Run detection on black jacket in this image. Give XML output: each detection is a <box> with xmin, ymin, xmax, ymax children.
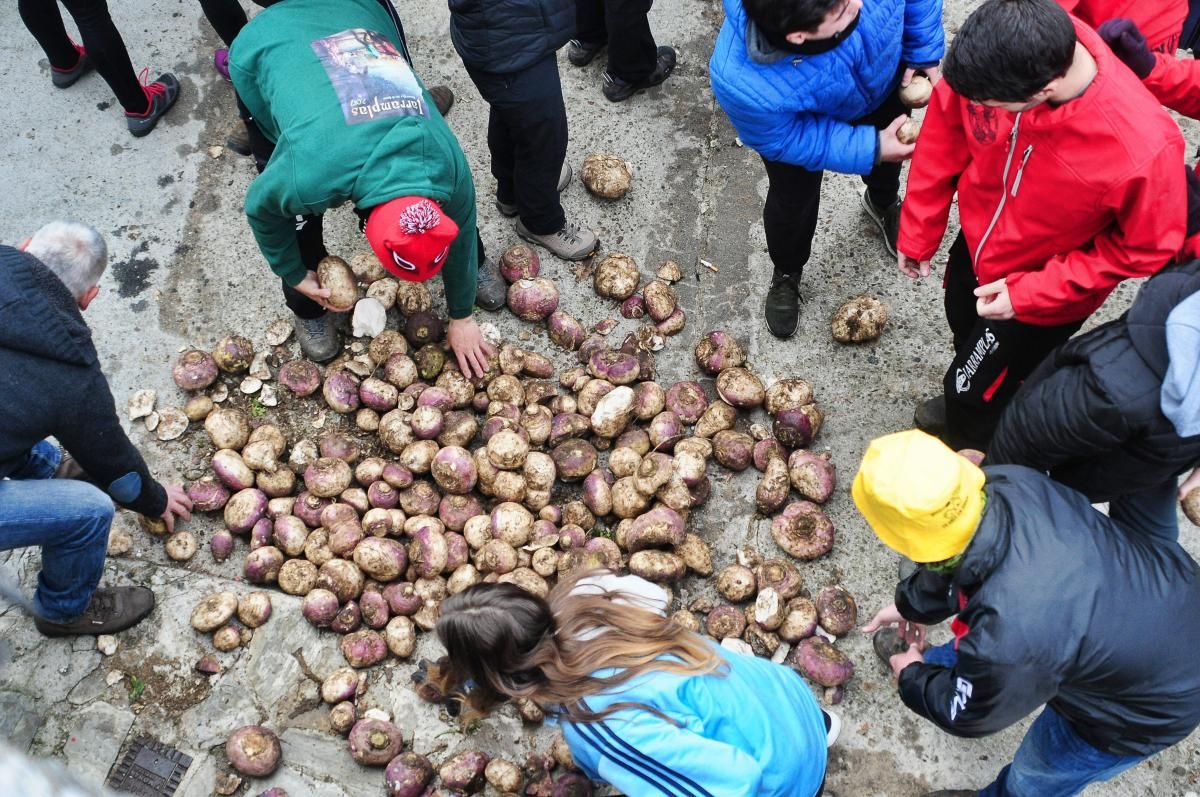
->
<box><xmin>448</xmin><ymin>0</ymin><xmax>574</xmax><ymax>75</ymax></box>
<box><xmin>988</xmin><ymin>260</ymin><xmax>1200</xmax><ymax>502</ymax></box>
<box><xmin>0</xmin><ymin>246</ymin><xmax>166</xmax><ymax>517</ymax></box>
<box><xmin>895</xmin><ymin>466</ymin><xmax>1200</xmax><ymax>756</ymax></box>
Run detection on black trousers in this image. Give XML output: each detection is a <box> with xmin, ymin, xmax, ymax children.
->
<box><xmin>575</xmin><ymin>0</ymin><xmax>657</xmax><ymax>82</ymax></box>
<box><xmin>941</xmin><ymin>234</ymin><xmax>1083</xmax><ymax>450</ymax></box>
<box><xmin>18</xmin><ymin>0</ymin><xmax>146</xmax><ymax>112</ymax></box>
<box><xmin>761</xmin><ymin>78</ymin><xmax>908</xmax><ymax>278</ymax></box>
<box><xmin>467</xmin><ymin>55</ymin><xmax>568</xmax><ymax>235</ymax></box>
<box><xmin>198</xmin><ymin>0</ymin><xmax>248</xmax><ymax>47</ymax></box>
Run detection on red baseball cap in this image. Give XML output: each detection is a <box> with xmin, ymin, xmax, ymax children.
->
<box><xmin>365</xmin><ymin>196</ymin><xmax>459</xmax><ymax>282</ymax></box>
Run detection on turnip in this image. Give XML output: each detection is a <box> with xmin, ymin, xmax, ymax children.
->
<box><xmin>213</xmin><ymin>335</ymin><xmax>255</xmax><ymax>374</ymax></box>
<box><xmin>395</xmin><ymin>281</ymin><xmax>432</xmax><ymax>315</ymax></box>
<box><xmin>562</xmin><ymin>501</ymin><xmax>595</xmax><ymax>531</ymax></box>
<box><xmin>225</xmin><ymin>725</ymin><xmax>281</xmax><ymax>777</ymax></box>
<box><xmin>322</xmin><ymin>369</ymin><xmax>361</xmax><ymax>414</ymax></box>
<box><xmin>816</xmin><ymin>585</ymin><xmax>858</xmax><ymax>637</ymax></box>
<box><xmin>832</xmin><ymin>295</ymin><xmax>887</xmax><ymax>343</ymax></box>
<box><xmin>773</xmin><ymin>406</ymin><xmax>819</xmax><ymax>449</ymax></box>
<box><xmin>771</xmin><ymin>501</ymin><xmax>834</xmax><ymax>560</ymax></box>
<box><xmin>266</xmin><ymin>496</ymin><xmax>295</xmax><ymax>518</ymax></box>
<box><xmin>358</xmin><ymin>377</ymin><xmax>399</xmax><ymax>412</ymax></box>
<box><xmin>278</xmin><ymin>359</ymin><xmax>322</xmax><ymax>396</ymax></box>
<box><xmin>1185</xmin><ymin>487</ymin><xmax>1200</xmax><ymax>526</ymax></box>
<box><xmin>278</xmin><ymin>559</ymin><xmax>318</xmax><ymax>595</ymax></box>
<box><xmin>173</xmin><ymin>349</ymin><xmax>219</xmax><ymax>391</ymax></box>
<box><xmin>745</xmin><ymin>624</ymin><xmax>782</xmax><ymax>658</ymax></box>
<box><xmin>789</xmin><ymin>637</ymin><xmax>854</xmax><ymax>687</ymax></box>
<box><xmin>611</xmin><ymin>476</ymin><xmax>650</xmax><ymax>518</ymax></box>
<box><xmin>716</xmin><ymin>564</ymin><xmax>756</xmax><ymax>602</ymax></box>
<box><xmin>317</xmin><ymin>256</ymin><xmax>358</xmax><ymax>312</ymax></box>
<box><xmin>367</xmin><ymin>481</ymin><xmax>399</xmax><ymax>511</ymax></box>
<box><xmin>590</xmin><ymin>385</ymin><xmax>636</xmax><ymax>439</ymax></box>
<box><xmin>626</xmin><ymin>507</ymin><xmax>685</xmax><ymax>552</ymax></box>
<box><xmin>256</xmin><ymin>468</ymin><xmax>296</xmax><ymax>499</ymax></box>
<box><xmin>378</xmin><ymin>615</ymin><xmax>416</xmax><ymax>660</ymax></box>
<box><xmin>778</xmin><ymin>596</ymin><xmax>819</xmax><ymax>642</ymax></box>
<box><xmin>628</xmin><ymin>550</ymin><xmax>685</xmax><ymax>582</ymax></box>
<box><xmin>183</xmin><ymin>394</ymin><xmax>215</xmax><ymax>422</ymax></box>
<box><xmin>328</xmin><ymin>520</ymin><xmax>365</xmax><ymax>558</ymax></box>
<box><xmin>348</xmin><ymin>717</ymin><xmax>403</xmax><ymax>765</ymax></box>
<box><xmin>664</xmin><ymin>381</ymin><xmax>709</xmax><ymax>425</ymax></box>
<box><xmin>548</xmin><ymin>310</ymin><xmax>587</xmax><ymax>351</ymax></box>
<box><xmin>188</xmin><ymin>477</ymin><xmax>230</xmax><ymax>512</ymax></box>
<box><xmin>340</xmin><ymin>486</ymin><xmax>370</xmax><ymax>515</ymax></box>
<box><xmin>447</xmin><ymin>562</ymin><xmax>482</xmax><ymax>593</ymax></box>
<box><xmin>247</xmin><ymin>516</ymin><xmax>271</xmax><ymax>550</ymax></box>
<box><xmin>436</xmin><ymin>410</ymin><xmax>477</xmax><ymax>449</ymax></box>
<box><xmin>244</xmin><ymin>546</ymin><xmax>284</xmax><ymax>583</ymax></box>
<box><xmin>508</xmin><ymin>278</ymin><xmax>560</xmax><ymax>322</ymax></box>
<box><xmin>764</xmin><ymin>379</ymin><xmax>814</xmax><ymax>416</ymax></box>
<box><xmin>706</xmin><ymin>605</ymin><xmax>746</xmax><ymax>639</ymax></box>
<box><xmin>499</xmin><ymin>567</ymin><xmax>550</xmax><ymax>597</ymax></box>
<box><xmin>303</xmin><ymin>529</ymin><xmax>334</xmax><ymax>567</ymax></box>
<box><xmin>520</xmin><ymin>405</ymin><xmax>554</xmax><ymax>447</ymax></box>
<box><xmin>195</xmin><ymin>654</ymin><xmax>220</xmax><ymax>675</ymax></box>
<box><xmin>363</xmin><ymin>507</ymin><xmax>393</xmax><ymax>537</ymax></box>
<box><xmin>342</xmin><ymin>628</ymin><xmax>388</xmax><ymax>668</ymax></box>
<box><xmin>486</xmin><ymin>758</ymin><xmax>523</xmax><ymax>793</ymax></box>
<box><xmin>210</xmin><ymin>529</ymin><xmax>235</xmax><ymax>563</ymax></box>
<box><xmin>329</xmin><ymin>701</ymin><xmax>357</xmax><ymax>736</ymax></box>
<box><xmin>320</xmin><ymin>502</ymin><xmax>358</xmax><ymax>530</ymax></box>
<box><xmin>191</xmin><ymin>591</ymin><xmax>238</xmax><ymax>633</ymax></box>
<box><xmin>237</xmin><ymin>591</ymin><xmax>273</xmax><ymax>628</ymax></box>
<box><xmin>205</xmin><ymin>407</ymin><xmax>250</xmax><ymax>450</ymax></box>
<box><xmin>608</xmin><ymin>447</ymin><xmax>642</xmax><ymax>479</ymax></box>
<box><xmin>754</xmin><ymin>587</ymin><xmax>786</xmax><ymax>631</ymax></box>
<box><xmin>593</xmin><ymin>253</ymin><xmax>640</xmax><ymax>300</ymax></box>
<box><xmin>642</xmin><ymin>280</ymin><xmax>677</xmax><ymax>322</ymax></box>
<box><xmin>756</xmin><ymin>559</ymin><xmax>803</xmax><ymax>599</ymax></box>
<box><xmin>756</xmin><ymin>455</ymin><xmax>790</xmax><ymax>514</ymax></box>
<box><xmin>900</xmin><ymin>74</ymin><xmax>932</xmax><ymax>107</ymax></box>
<box><xmin>368</xmin><ymin>329</ymin><xmax>408</xmax><ymax>363</ymax></box>
<box><xmin>355</xmin><ymin>537</ymin><xmax>408</xmax><ymax>582</ymax></box>
<box><xmin>896</xmin><ymin>118</ymin><xmax>920</xmax><ymax>144</ymax></box>
<box><xmin>321</xmin><ymin>666</ymin><xmax>363</xmax><ymax>705</ymax></box>
<box><xmin>788</xmin><ymin>449</ymin><xmax>836</xmax><ymax>503</ymax></box>
<box><xmin>478</xmin><ymin>540</ymin><xmax>520</xmax><ymax>575</ymax></box>
<box><xmin>305</xmin><ymin>457</ymin><xmax>353</xmax><ymax>498</ymax></box>
<box><xmin>490</xmin><ymin>501</ymin><xmax>534</xmax><ymax>547</ymax></box>
<box><xmin>499</xmin><ymin>243</ymin><xmax>541</xmax><ymax>283</ymax></box>
<box><xmin>672</xmin><ymin>449</ymin><xmax>707</xmax><ymax>488</ymax></box>
<box><xmin>399</xmin><ymin>481</ymin><xmax>441</xmax><ymax>516</ymax></box>
<box><xmin>212</xmin><ymin>623</ymin><xmax>242</xmax><ymax>652</ymax></box>
<box><xmin>581</xmin><ymin>471</ymin><xmax>614</xmax><ymax>517</ymax></box>
<box><xmin>302</xmin><ymin>588</ymin><xmax>341</xmax><ymax>628</ymax></box>
<box><xmin>647</xmin><ymin>411</ymin><xmax>684</xmax><ymax>452</ymax></box>
<box><xmin>288</xmin><ymin>439</ymin><xmax>320</xmax><ymax>476</ymax></box>
<box><xmin>715</xmin><ymin>367</ymin><xmax>765</xmax><ymax>409</ymax></box>
<box><xmin>383</xmin><ymin>582</ymin><xmax>422</xmax><ymax>616</ymax></box>
<box><xmin>694</xmin><ymin>400</ymin><xmax>736</xmax><ymax>439</ymax></box>
<box><xmin>559</xmin><ymin>524</ymin><xmax>586</xmax><ymax>550</ymax></box>
<box><xmin>385</xmin><ymin>752</ymin><xmax>435</xmax><ymax>797</ymax></box>
<box><xmin>549</xmin><ymin>413</ymin><xmax>591</xmax><ymax>447</ymax></box>
<box><xmin>550</xmin><ymin>439</ymin><xmax>598</xmax><ymax>481</ymax></box>
<box><xmin>382</xmin><ymin>353</ymin><xmax>419</xmax><ymax>390</ymax></box>
<box><xmin>409</xmin><ymin>526</ymin><xmax>449</xmax><ymax>578</ymax></box>
<box><xmin>753</xmin><ymin>439</ymin><xmax>788</xmax><ymax>472</ymax></box>
<box><xmin>440</xmin><ymin>750</ymin><xmax>491</xmax><ymax>793</ymax></box>
<box><xmin>656</xmin><ymin>307</ymin><xmax>686</xmax><ymax>335</ymax></box>
<box><xmin>224</xmin><ymin>488</ymin><xmax>267</xmax><ymax>534</ymax></box>
<box><xmin>712</xmin><ymin>430</ymin><xmax>754</xmax><ymax>472</ymax></box>
<box><xmin>403</xmin><ymin>311</ymin><xmax>445</xmax><ymax>347</ymax></box>
<box><xmin>674</xmin><ymin>533</ymin><xmax>713</xmax><ymax>575</ymax></box>
<box><xmin>318</xmin><ymin>558</ymin><xmax>366</xmax><ymax>603</ymax></box>
<box><xmin>587</xmin><ymin>350</ymin><xmax>639</xmax><ymax>385</ymax></box>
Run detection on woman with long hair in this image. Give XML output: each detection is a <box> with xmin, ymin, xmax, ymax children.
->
<box><xmin>434</xmin><ymin>570</ymin><xmax>833</xmax><ymax>796</ymax></box>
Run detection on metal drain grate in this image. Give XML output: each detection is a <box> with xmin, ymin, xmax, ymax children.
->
<box><xmin>105</xmin><ymin>738</ymin><xmax>192</xmax><ymax>796</ymax></box>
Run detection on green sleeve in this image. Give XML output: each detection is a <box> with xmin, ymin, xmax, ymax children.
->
<box><xmin>439</xmin><ymin>174</ymin><xmax>479</xmax><ymax>319</ymax></box>
<box><xmin>245</xmin><ymin>171</ymin><xmax>309</xmax><ymax>288</ymax></box>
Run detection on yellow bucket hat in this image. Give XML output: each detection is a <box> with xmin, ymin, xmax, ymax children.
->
<box><xmin>851</xmin><ymin>430</ymin><xmax>986</xmax><ymax>563</ymax></box>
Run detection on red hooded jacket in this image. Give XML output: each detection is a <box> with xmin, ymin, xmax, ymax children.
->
<box><xmin>1056</xmin><ymin>0</ymin><xmax>1186</xmax><ymax>51</ymax></box>
<box><xmin>897</xmin><ymin>20</ymin><xmax>1186</xmax><ymax>326</ymax></box>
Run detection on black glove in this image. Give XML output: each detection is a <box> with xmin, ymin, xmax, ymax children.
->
<box><xmin>1098</xmin><ymin>18</ymin><xmax>1155</xmax><ymax>80</ymax></box>
<box><xmin>1186</xmin><ymin>166</ymin><xmax>1200</xmax><ymax>239</ymax></box>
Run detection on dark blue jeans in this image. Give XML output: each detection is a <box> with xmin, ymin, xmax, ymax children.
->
<box><xmin>1108</xmin><ymin>479</ymin><xmax>1180</xmax><ymax>542</ymax></box>
<box><xmin>0</xmin><ymin>440</ymin><xmax>114</xmax><ymax>622</ymax></box>
<box><xmin>924</xmin><ymin>642</ymin><xmax>1148</xmax><ymax>796</ymax></box>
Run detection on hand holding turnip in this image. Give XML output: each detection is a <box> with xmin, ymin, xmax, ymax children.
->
<box><xmin>293</xmin><ymin>271</ymin><xmax>336</xmax><ymax>311</ymax></box>
<box><xmin>861</xmin><ymin>602</ymin><xmax>926</xmax><ymax>650</ymax></box>
<box><xmin>879</xmin><ymin>116</ymin><xmax>916</xmax><ymax>163</ymax></box>
<box><xmin>889</xmin><ymin>643</ymin><xmax>924</xmax><ymax>680</ymax></box>
<box><xmin>160</xmin><ymin>484</ymin><xmax>193</xmax><ymax>533</ymax></box>
<box><xmin>974</xmin><ymin>279</ymin><xmax>1014</xmax><ymax>320</ymax></box>
<box><xmin>897</xmin><ymin>251</ymin><xmax>931</xmax><ymax>280</ymax></box>
<box><xmin>447</xmin><ymin>317</ymin><xmax>496</xmax><ymax>379</ymax></box>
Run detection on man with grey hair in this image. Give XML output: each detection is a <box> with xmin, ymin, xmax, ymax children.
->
<box><xmin>1</xmin><ymin>222</ymin><xmax>192</xmax><ymax>636</ymax></box>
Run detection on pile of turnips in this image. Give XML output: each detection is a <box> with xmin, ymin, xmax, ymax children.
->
<box><xmin>151</xmin><ymin>252</ymin><xmax>862</xmax><ymax>790</ymax></box>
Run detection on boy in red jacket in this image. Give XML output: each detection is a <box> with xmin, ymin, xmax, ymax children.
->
<box><xmin>1056</xmin><ymin>0</ymin><xmax>1187</xmax><ymax>52</ymax></box>
<box><xmin>897</xmin><ymin>0</ymin><xmax>1186</xmax><ymax>450</ymax></box>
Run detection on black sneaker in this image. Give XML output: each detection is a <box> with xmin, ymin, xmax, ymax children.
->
<box><xmin>34</xmin><ymin>587</ymin><xmax>155</xmax><ymax>637</ymax></box>
<box><xmin>475</xmin><ymin>258</ymin><xmax>506</xmax><ymax>311</ymax></box>
<box><xmin>914</xmin><ymin>395</ymin><xmax>947</xmax><ymax>435</ymax></box>
<box><xmin>429</xmin><ymin>85</ymin><xmax>455</xmax><ymax>116</ymax></box>
<box><xmin>225</xmin><ymin>125</ymin><xmax>252</xmax><ymax>157</ymax></box>
<box><xmin>602</xmin><ymin>46</ymin><xmax>677</xmax><ymax>102</ymax></box>
<box><xmin>871</xmin><ymin>627</ymin><xmax>909</xmax><ymax>667</ymax></box>
<box><xmin>294</xmin><ymin>312</ymin><xmax>341</xmax><ymax>362</ymax></box>
<box><xmin>861</xmin><ymin>190</ymin><xmax>901</xmax><ymax>258</ymax></box>
<box><xmin>126</xmin><ymin>72</ymin><xmax>180</xmax><ymax>137</ymax></box>
<box><xmin>764</xmin><ymin>272</ymin><xmax>802</xmax><ymax>339</ymax></box>
<box><xmin>567</xmin><ymin>39</ymin><xmax>607</xmax><ymax>67</ymax></box>
<box><xmin>51</xmin><ymin>44</ymin><xmax>92</xmax><ymax>89</ymax></box>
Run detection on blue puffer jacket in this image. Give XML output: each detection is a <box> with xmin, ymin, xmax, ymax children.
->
<box><xmin>709</xmin><ymin>0</ymin><xmax>945</xmax><ymax>174</ymax></box>
<box><xmin>448</xmin><ymin>0</ymin><xmax>574</xmax><ymax>75</ymax></box>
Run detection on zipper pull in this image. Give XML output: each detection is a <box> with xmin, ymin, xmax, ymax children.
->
<box><xmin>1010</xmin><ymin>146</ymin><xmax>1033</xmax><ymax>197</ymax></box>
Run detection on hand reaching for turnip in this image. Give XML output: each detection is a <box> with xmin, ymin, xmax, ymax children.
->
<box><xmin>897</xmin><ymin>251</ymin><xmax>932</xmax><ymax>279</ymax></box>
<box><xmin>890</xmin><ymin>644</ymin><xmax>925</xmax><ymax>680</ymax></box>
<box><xmin>862</xmin><ymin>602</ymin><xmax>928</xmax><ymax>650</ymax></box>
<box><xmin>975</xmin><ymin>279</ymin><xmax>1014</xmax><ymax>320</ymax></box>
<box><xmin>447</xmin><ymin>317</ymin><xmax>495</xmax><ymax>379</ymax></box>
<box><xmin>160</xmin><ymin>484</ymin><xmax>193</xmax><ymax>533</ymax></box>
<box><xmin>292</xmin><ymin>271</ymin><xmax>336</xmax><ymax>311</ymax></box>
<box><xmin>902</xmin><ymin>65</ymin><xmax>941</xmax><ymax>89</ymax></box>
<box><xmin>879</xmin><ymin>116</ymin><xmax>917</xmax><ymax>163</ymax></box>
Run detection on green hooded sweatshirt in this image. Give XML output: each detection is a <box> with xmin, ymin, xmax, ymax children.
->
<box><xmin>229</xmin><ymin>0</ymin><xmax>478</xmax><ymax>318</ymax></box>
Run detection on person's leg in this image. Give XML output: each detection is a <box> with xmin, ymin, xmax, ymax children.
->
<box><xmin>503</xmin><ymin>58</ymin><xmax>569</xmax><ymax>235</ymax></box>
<box><xmin>1108</xmin><ymin>479</ymin><xmax>1181</xmax><ymax>543</ymax></box>
<box><xmin>7</xmin><ymin>440</ymin><xmax>63</xmax><ymax>481</ymax></box>
<box><xmin>197</xmin><ymin>0</ymin><xmax>248</xmax><ymax>47</ymax></box>
<box><xmin>465</xmin><ymin>68</ymin><xmax>518</xmax><ymax>212</ymax></box>
<box><xmin>57</xmin><ymin>0</ymin><xmax>147</xmax><ymax>113</ymax></box>
<box><xmin>282</xmin><ymin>214</ymin><xmax>330</xmax><ymax>320</ymax></box>
<box><xmin>978</xmin><ymin>707</ymin><xmax>1147</xmax><ymax>797</ymax></box>
<box><xmin>603</xmin><ymin>0</ymin><xmax>657</xmax><ymax>82</ymax></box>
<box><xmin>574</xmin><ymin>0</ymin><xmax>608</xmax><ymax>46</ymax></box>
<box><xmin>17</xmin><ymin>0</ymin><xmax>82</xmax><ymax>69</ymax></box>
<box><xmin>761</xmin><ymin>157</ymin><xmax>824</xmax><ymax>279</ymax></box>
<box><xmin>0</xmin><ymin>478</ymin><xmax>114</xmax><ymax>622</ymax></box>
<box><xmin>858</xmin><ymin>71</ymin><xmax>908</xmax><ymax>210</ymax></box>
<box><xmin>942</xmin><ymin>233</ymin><xmax>977</xmax><ymax>351</ymax></box>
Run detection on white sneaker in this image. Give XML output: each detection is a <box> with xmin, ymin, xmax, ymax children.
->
<box><xmin>823</xmin><ymin>709</ymin><xmax>842</xmax><ymax>747</ymax></box>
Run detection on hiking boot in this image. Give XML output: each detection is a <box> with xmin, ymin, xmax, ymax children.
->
<box><xmin>125</xmin><ymin>71</ymin><xmax>180</xmax><ymax>137</ymax></box>
<box><xmin>872</xmin><ymin>627</ymin><xmax>909</xmax><ymax>667</ymax></box>
<box><xmin>496</xmin><ymin>163</ymin><xmax>573</xmax><ymax>217</ymax></box>
<box><xmin>429</xmin><ymin>85</ymin><xmax>455</xmax><ymax>116</ymax></box>
<box><xmin>602</xmin><ymin>46</ymin><xmax>677</xmax><ymax>102</ymax></box>
<box><xmin>475</xmin><ymin>258</ymin><xmax>506</xmax><ymax>311</ymax></box>
<box><xmin>861</xmin><ymin>190</ymin><xmax>902</xmax><ymax>258</ymax></box>
<box><xmin>764</xmin><ymin>272</ymin><xmax>802</xmax><ymax>339</ymax></box>
<box><xmin>914</xmin><ymin>395</ymin><xmax>947</xmax><ymax>435</ymax></box>
<box><xmin>213</xmin><ymin>48</ymin><xmax>231</xmax><ymax>81</ymax></box>
<box><xmin>898</xmin><ymin>557</ymin><xmax>919</xmax><ymax>581</ymax></box>
<box><xmin>225</xmin><ymin>125</ymin><xmax>252</xmax><ymax>156</ymax></box>
<box><xmin>293</xmin><ymin>312</ymin><xmax>341</xmax><ymax>362</ymax></box>
<box><xmin>34</xmin><ymin>586</ymin><xmax>155</xmax><ymax>637</ymax></box>
<box><xmin>51</xmin><ymin>44</ymin><xmax>92</xmax><ymax>89</ymax></box>
<box><xmin>822</xmin><ymin>709</ymin><xmax>842</xmax><ymax>747</ymax></box>
<box><xmin>516</xmin><ymin>219</ymin><xmax>598</xmax><ymax>261</ymax></box>
<box><xmin>567</xmin><ymin>39</ymin><xmax>606</xmax><ymax>67</ymax></box>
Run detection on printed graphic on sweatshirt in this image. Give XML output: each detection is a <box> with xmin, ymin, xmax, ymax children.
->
<box><xmin>311</xmin><ymin>28</ymin><xmax>427</xmax><ymax>126</ymax></box>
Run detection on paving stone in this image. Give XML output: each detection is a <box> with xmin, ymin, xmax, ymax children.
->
<box><xmin>0</xmin><ymin>690</ymin><xmax>44</xmax><ymax>751</ymax></box>
<box><xmin>62</xmin><ymin>702</ymin><xmax>135</xmax><ymax>785</ymax></box>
